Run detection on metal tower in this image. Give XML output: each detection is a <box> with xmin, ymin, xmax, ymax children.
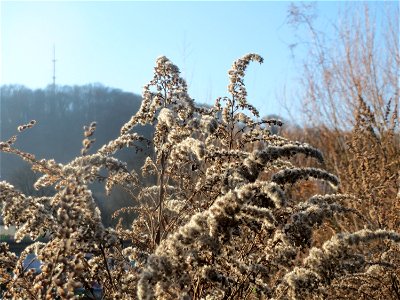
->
<box><xmin>52</xmin><ymin>45</ymin><xmax>56</xmax><ymax>93</ymax></box>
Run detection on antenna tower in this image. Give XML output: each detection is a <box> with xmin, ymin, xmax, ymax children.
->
<box><xmin>52</xmin><ymin>45</ymin><xmax>56</xmax><ymax>93</ymax></box>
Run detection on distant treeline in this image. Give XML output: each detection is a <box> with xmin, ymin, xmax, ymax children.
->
<box><xmin>1</xmin><ymin>84</ymin><xmax>153</xmax><ymax>225</ymax></box>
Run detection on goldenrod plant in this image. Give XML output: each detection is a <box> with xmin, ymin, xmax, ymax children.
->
<box><xmin>1</xmin><ymin>55</ymin><xmax>399</xmax><ymax>299</ymax></box>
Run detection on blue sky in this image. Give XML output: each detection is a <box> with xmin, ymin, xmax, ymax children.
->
<box><xmin>0</xmin><ymin>1</ymin><xmax>389</xmax><ymax>120</ymax></box>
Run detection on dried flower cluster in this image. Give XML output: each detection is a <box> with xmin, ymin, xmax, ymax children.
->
<box><xmin>1</xmin><ymin>54</ymin><xmax>399</xmax><ymax>299</ymax></box>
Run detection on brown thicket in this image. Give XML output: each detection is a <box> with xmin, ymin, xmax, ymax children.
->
<box><xmin>282</xmin><ymin>3</ymin><xmax>400</xmax><ymax>298</ymax></box>
<box><xmin>286</xmin><ymin>2</ymin><xmax>399</xmax><ymax>227</ymax></box>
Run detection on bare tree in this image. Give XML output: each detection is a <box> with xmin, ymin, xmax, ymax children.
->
<box><xmin>288</xmin><ymin>2</ymin><xmax>399</xmax><ymax>129</ymax></box>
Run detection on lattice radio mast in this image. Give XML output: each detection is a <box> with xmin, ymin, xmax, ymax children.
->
<box><xmin>52</xmin><ymin>45</ymin><xmax>56</xmax><ymax>94</ymax></box>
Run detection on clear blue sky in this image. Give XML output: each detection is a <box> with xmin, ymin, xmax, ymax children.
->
<box><xmin>0</xmin><ymin>1</ymin><xmax>389</xmax><ymax>120</ymax></box>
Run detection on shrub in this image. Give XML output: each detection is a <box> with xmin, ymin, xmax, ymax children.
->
<box><xmin>1</xmin><ymin>54</ymin><xmax>399</xmax><ymax>299</ymax></box>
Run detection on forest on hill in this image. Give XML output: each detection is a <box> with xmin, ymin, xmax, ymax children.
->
<box><xmin>1</xmin><ymin>84</ymin><xmax>152</xmax><ymax>224</ymax></box>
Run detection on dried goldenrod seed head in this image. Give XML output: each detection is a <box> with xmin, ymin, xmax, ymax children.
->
<box><xmin>1</xmin><ymin>53</ymin><xmax>398</xmax><ymax>300</ymax></box>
